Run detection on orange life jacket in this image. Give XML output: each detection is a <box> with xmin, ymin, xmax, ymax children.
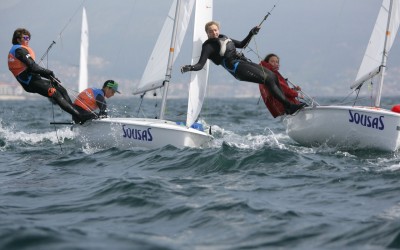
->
<box><xmin>8</xmin><ymin>45</ymin><xmax>35</xmax><ymax>77</ymax></box>
<box><xmin>74</xmin><ymin>88</ymin><xmax>104</xmax><ymax>111</ymax></box>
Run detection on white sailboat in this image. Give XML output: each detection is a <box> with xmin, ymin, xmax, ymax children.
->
<box><xmin>78</xmin><ymin>7</ymin><xmax>89</xmax><ymax>92</ymax></box>
<box><xmin>283</xmin><ymin>0</ymin><xmax>400</xmax><ymax>151</ymax></box>
<box><xmin>73</xmin><ymin>0</ymin><xmax>213</xmax><ymax>149</ymax></box>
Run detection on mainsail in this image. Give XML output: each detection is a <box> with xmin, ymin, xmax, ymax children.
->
<box><xmin>186</xmin><ymin>0</ymin><xmax>212</xmax><ymax>127</ymax></box>
<box><xmin>78</xmin><ymin>7</ymin><xmax>89</xmax><ymax>92</ymax></box>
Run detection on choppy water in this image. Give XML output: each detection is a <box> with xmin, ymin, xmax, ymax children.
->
<box><xmin>2</xmin><ymin>97</ymin><xmax>400</xmax><ymax>250</ymax></box>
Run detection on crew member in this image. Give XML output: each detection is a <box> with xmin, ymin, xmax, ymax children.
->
<box><xmin>8</xmin><ymin>28</ymin><xmax>83</xmax><ymax>122</ymax></box>
<box><xmin>259</xmin><ymin>53</ymin><xmax>303</xmax><ymax>117</ymax></box>
<box><xmin>181</xmin><ymin>21</ymin><xmax>305</xmax><ymax>115</ymax></box>
<box><xmin>73</xmin><ymin>80</ymin><xmax>120</xmax><ymax>124</ymax></box>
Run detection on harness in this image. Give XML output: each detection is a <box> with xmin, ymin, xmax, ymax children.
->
<box><xmin>218</xmin><ymin>35</ymin><xmax>242</xmax><ymax>75</ymax></box>
<box><xmin>222</xmin><ymin>59</ymin><xmax>240</xmax><ymax>75</ymax></box>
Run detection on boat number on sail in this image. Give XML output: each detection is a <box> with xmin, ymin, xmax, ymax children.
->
<box><xmin>348</xmin><ymin>110</ymin><xmax>384</xmax><ymax>130</ymax></box>
<box><xmin>122</xmin><ymin>125</ymin><xmax>153</xmax><ymax>141</ymax></box>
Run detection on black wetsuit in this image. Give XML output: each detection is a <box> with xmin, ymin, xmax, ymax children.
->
<box><xmin>190</xmin><ymin>30</ymin><xmax>303</xmax><ymax>114</ymax></box>
<box><xmin>11</xmin><ymin>47</ymin><xmax>82</xmax><ymax>120</ymax></box>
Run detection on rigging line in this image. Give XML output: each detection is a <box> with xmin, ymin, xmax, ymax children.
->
<box><xmin>73</xmin><ymin>96</ymin><xmax>100</xmax><ymax>118</ymax></box>
<box><xmin>48</xmin><ymin>75</ymin><xmax>81</xmax><ymax>104</ymax></box>
<box><xmin>38</xmin><ymin>0</ymin><xmax>87</xmax><ymax>65</ymax></box>
<box><xmin>154</xmin><ymin>89</ymin><xmax>160</xmax><ymax>119</ymax></box>
<box><xmin>112</xmin><ymin>0</ymin><xmax>138</xmax><ymax>64</ymax></box>
<box><xmin>48</xmin><ymin>75</ymin><xmax>99</xmax><ymax>119</ymax></box>
<box><xmin>240</xmin><ymin>1</ymin><xmax>280</xmax><ymax>97</ymax></box>
<box><xmin>250</xmin><ymin>31</ymin><xmax>269</xmax><ymax>107</ymax></box>
<box><xmin>353</xmin><ymin>87</ymin><xmax>362</xmax><ymax>106</ymax></box>
<box><xmin>336</xmin><ymin>85</ymin><xmax>368</xmax><ymax>106</ymax></box>
<box><xmin>251</xmin><ymin>30</ymin><xmax>263</xmax><ymax>63</ymax></box>
<box><xmin>37</xmin><ymin>1</ymin><xmax>88</xmax><ymax>111</ymax></box>
<box><xmin>136</xmin><ymin>92</ymin><xmax>146</xmax><ymax>117</ymax></box>
<box><xmin>286</xmin><ymin>79</ymin><xmax>319</xmax><ymax>106</ymax></box>
<box><xmin>50</xmin><ymin>98</ymin><xmax>64</xmax><ymax>153</ymax></box>
<box><xmin>242</xmin><ymin>1</ymin><xmax>279</xmax><ymax>51</ymax></box>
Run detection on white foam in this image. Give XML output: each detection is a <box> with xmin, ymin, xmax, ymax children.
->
<box><xmin>209</xmin><ymin>125</ymin><xmax>288</xmax><ymax>150</ymax></box>
<box><xmin>0</xmin><ymin>122</ymin><xmax>75</xmax><ymax>145</ymax></box>
<box><xmin>378</xmin><ymin>203</ymin><xmax>400</xmax><ymax>220</ymax></box>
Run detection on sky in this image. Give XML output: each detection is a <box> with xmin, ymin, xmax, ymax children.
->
<box><xmin>1</xmin><ymin>0</ymin><xmax>399</xmax><ymax>99</ymax></box>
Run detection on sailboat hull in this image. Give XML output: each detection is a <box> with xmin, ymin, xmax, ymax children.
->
<box><xmin>73</xmin><ymin>118</ymin><xmax>213</xmax><ymax>149</ymax></box>
<box><xmin>283</xmin><ymin>106</ymin><xmax>400</xmax><ymax>151</ymax></box>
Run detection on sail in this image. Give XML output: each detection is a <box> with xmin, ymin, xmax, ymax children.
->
<box><xmin>186</xmin><ymin>0</ymin><xmax>212</xmax><ymax>127</ymax></box>
<box><xmin>135</xmin><ymin>0</ymin><xmax>195</xmax><ymax>94</ymax></box>
<box><xmin>78</xmin><ymin>7</ymin><xmax>89</xmax><ymax>92</ymax></box>
<box><xmin>352</xmin><ymin>0</ymin><xmax>400</xmax><ymax>89</ymax></box>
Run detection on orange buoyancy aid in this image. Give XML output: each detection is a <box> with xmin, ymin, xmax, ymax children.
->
<box><xmin>74</xmin><ymin>88</ymin><xmax>104</xmax><ymax>111</ymax></box>
<box><xmin>8</xmin><ymin>45</ymin><xmax>35</xmax><ymax>77</ymax></box>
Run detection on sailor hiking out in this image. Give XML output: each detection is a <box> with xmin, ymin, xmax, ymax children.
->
<box><xmin>181</xmin><ymin>21</ymin><xmax>306</xmax><ymax>115</ymax></box>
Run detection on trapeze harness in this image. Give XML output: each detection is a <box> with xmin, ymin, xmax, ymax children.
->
<box><xmin>8</xmin><ymin>44</ymin><xmax>35</xmax><ymax>85</ymax></box>
<box><xmin>218</xmin><ymin>35</ymin><xmax>243</xmax><ymax>76</ymax></box>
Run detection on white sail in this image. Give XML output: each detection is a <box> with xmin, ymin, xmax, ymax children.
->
<box><xmin>135</xmin><ymin>0</ymin><xmax>195</xmax><ymax>94</ymax></box>
<box><xmin>186</xmin><ymin>0</ymin><xmax>212</xmax><ymax>127</ymax></box>
<box><xmin>352</xmin><ymin>0</ymin><xmax>400</xmax><ymax>90</ymax></box>
<box><xmin>78</xmin><ymin>7</ymin><xmax>89</xmax><ymax>92</ymax></box>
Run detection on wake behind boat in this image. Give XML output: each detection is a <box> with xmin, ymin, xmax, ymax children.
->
<box><xmin>73</xmin><ymin>0</ymin><xmax>213</xmax><ymax>149</ymax></box>
<box><xmin>283</xmin><ymin>0</ymin><xmax>400</xmax><ymax>151</ymax></box>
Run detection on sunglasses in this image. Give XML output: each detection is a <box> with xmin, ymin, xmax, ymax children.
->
<box><xmin>22</xmin><ymin>36</ymin><xmax>30</xmax><ymax>41</ymax></box>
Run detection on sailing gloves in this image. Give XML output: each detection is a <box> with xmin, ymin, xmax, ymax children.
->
<box><xmin>42</xmin><ymin>69</ymin><xmax>55</xmax><ymax>79</ymax></box>
<box><xmin>51</xmin><ymin>77</ymin><xmax>61</xmax><ymax>87</ymax></box>
<box><xmin>251</xmin><ymin>26</ymin><xmax>260</xmax><ymax>35</ymax></box>
<box><xmin>181</xmin><ymin>65</ymin><xmax>194</xmax><ymax>73</ymax></box>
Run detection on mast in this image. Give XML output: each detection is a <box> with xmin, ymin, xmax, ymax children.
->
<box><xmin>375</xmin><ymin>0</ymin><xmax>393</xmax><ymax>107</ymax></box>
<box><xmin>159</xmin><ymin>0</ymin><xmax>181</xmax><ymax>119</ymax></box>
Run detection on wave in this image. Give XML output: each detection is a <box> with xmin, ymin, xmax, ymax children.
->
<box><xmin>0</xmin><ymin>119</ymin><xmax>75</xmax><ymax>149</ymax></box>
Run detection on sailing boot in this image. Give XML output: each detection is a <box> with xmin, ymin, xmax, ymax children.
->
<box><xmin>51</xmin><ymin>91</ymin><xmax>84</xmax><ymax>123</ymax></box>
<box><xmin>263</xmin><ymin>81</ymin><xmax>306</xmax><ymax>115</ymax></box>
<box><xmin>286</xmin><ymin>102</ymin><xmax>307</xmax><ymax>115</ymax></box>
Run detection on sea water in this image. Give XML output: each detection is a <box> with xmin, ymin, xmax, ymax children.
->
<box><xmin>1</xmin><ymin>97</ymin><xmax>400</xmax><ymax>249</ymax></box>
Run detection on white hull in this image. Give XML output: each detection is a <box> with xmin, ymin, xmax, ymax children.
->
<box><xmin>73</xmin><ymin>118</ymin><xmax>213</xmax><ymax>149</ymax></box>
<box><xmin>283</xmin><ymin>106</ymin><xmax>400</xmax><ymax>151</ymax></box>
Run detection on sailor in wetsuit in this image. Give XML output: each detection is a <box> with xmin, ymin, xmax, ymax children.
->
<box><xmin>72</xmin><ymin>80</ymin><xmax>120</xmax><ymax>124</ymax></box>
<box><xmin>181</xmin><ymin>21</ymin><xmax>305</xmax><ymax>115</ymax></box>
<box><xmin>8</xmin><ymin>28</ymin><xmax>83</xmax><ymax>122</ymax></box>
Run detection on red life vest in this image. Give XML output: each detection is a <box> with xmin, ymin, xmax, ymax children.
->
<box><xmin>8</xmin><ymin>45</ymin><xmax>36</xmax><ymax>77</ymax></box>
<box><xmin>259</xmin><ymin>61</ymin><xmax>300</xmax><ymax>118</ymax></box>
